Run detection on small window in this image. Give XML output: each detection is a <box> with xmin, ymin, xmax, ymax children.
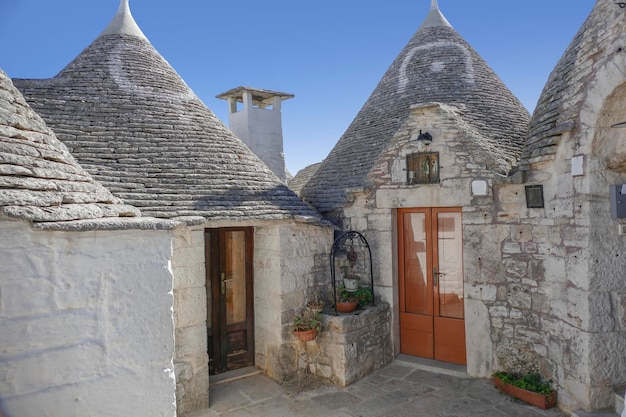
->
<box><xmin>525</xmin><ymin>185</ymin><xmax>545</xmax><ymax>208</ymax></box>
<box><xmin>407</xmin><ymin>152</ymin><xmax>440</xmax><ymax>185</ymax></box>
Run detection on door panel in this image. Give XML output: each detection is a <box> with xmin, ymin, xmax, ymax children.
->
<box><xmin>403</xmin><ymin>212</ymin><xmax>431</xmax><ymax>315</ymax></box>
<box><xmin>436</xmin><ymin>212</ymin><xmax>464</xmax><ymax>320</ymax></box>
<box><xmin>224</xmin><ymin>231</ymin><xmax>246</xmax><ymax>325</ymax></box>
<box><xmin>434</xmin><ymin>317</ymin><xmax>466</xmax><ymax>363</ymax></box>
<box><xmin>400</xmin><ymin>312</ymin><xmax>433</xmax><ymax>358</ymax></box>
<box><xmin>398</xmin><ymin>208</ymin><xmax>466</xmax><ymax>365</ymax></box>
<box><xmin>206</xmin><ymin>228</ymin><xmax>254</xmax><ymax>375</ymax></box>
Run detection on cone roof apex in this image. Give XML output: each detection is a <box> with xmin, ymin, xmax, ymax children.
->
<box><xmin>99</xmin><ymin>0</ymin><xmax>147</xmax><ymax>39</ymax></box>
<box><xmin>420</xmin><ymin>0</ymin><xmax>452</xmax><ymax>29</ymax></box>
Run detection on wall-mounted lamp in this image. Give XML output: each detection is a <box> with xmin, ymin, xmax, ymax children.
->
<box><xmin>617</xmin><ymin>2</ymin><xmax>626</xmax><ymax>8</ymax></box>
<box><xmin>415</xmin><ymin>130</ymin><xmax>433</xmax><ymax>146</ymax></box>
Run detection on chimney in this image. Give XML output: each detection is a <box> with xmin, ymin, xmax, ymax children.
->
<box><xmin>216</xmin><ymin>86</ymin><xmax>294</xmax><ymax>182</ymax></box>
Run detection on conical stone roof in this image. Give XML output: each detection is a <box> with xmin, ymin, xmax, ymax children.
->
<box><xmin>520</xmin><ymin>1</ymin><xmax>612</xmax><ymax>170</ymax></box>
<box><xmin>13</xmin><ymin>1</ymin><xmax>319</xmax><ymax>222</ymax></box>
<box><xmin>301</xmin><ymin>1</ymin><xmax>530</xmax><ymax>215</ymax></box>
<box><xmin>0</xmin><ymin>68</ymin><xmax>152</xmax><ymax>228</ymax></box>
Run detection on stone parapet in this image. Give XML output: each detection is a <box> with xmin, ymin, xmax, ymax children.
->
<box><xmin>297</xmin><ymin>303</ymin><xmax>393</xmax><ymax>387</ymax></box>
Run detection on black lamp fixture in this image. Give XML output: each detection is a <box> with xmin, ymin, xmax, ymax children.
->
<box><xmin>415</xmin><ymin>130</ymin><xmax>433</xmax><ymax>146</ymax></box>
<box><xmin>407</xmin><ymin>130</ymin><xmax>439</xmax><ymax>185</ymax></box>
<box><xmin>617</xmin><ymin>2</ymin><xmax>626</xmax><ymax>8</ymax></box>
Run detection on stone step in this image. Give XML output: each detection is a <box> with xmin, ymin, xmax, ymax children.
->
<box><xmin>570</xmin><ymin>386</ymin><xmax>624</xmax><ymax>417</ymax></box>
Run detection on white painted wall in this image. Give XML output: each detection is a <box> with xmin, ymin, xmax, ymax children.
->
<box><xmin>230</xmin><ymin>105</ymin><xmax>286</xmax><ymax>182</ymax></box>
<box><xmin>0</xmin><ymin>218</ymin><xmax>176</xmax><ymax>417</ymax></box>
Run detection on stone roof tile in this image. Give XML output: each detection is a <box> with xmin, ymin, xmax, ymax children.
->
<box><xmin>520</xmin><ymin>2</ymin><xmax>607</xmax><ymax>170</ymax></box>
<box><xmin>0</xmin><ymin>68</ymin><xmax>143</xmax><ymax>226</ymax></box>
<box><xmin>14</xmin><ymin>3</ymin><xmax>320</xmax><ymax>223</ymax></box>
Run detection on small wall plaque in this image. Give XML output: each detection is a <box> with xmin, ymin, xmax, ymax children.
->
<box><xmin>525</xmin><ymin>185</ymin><xmax>544</xmax><ymax>208</ymax></box>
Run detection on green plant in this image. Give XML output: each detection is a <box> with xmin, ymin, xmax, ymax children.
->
<box><xmin>353</xmin><ymin>287</ymin><xmax>373</xmax><ymax>307</ymax></box>
<box><xmin>337</xmin><ymin>285</ymin><xmax>357</xmax><ymax>303</ymax></box>
<box><xmin>493</xmin><ymin>372</ymin><xmax>554</xmax><ymax>395</ymax></box>
<box><xmin>293</xmin><ymin>308</ymin><xmax>322</xmax><ymax>332</ymax></box>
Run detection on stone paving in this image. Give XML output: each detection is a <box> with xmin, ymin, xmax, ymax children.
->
<box><xmin>190</xmin><ymin>360</ymin><xmax>567</xmax><ymax>417</ymax></box>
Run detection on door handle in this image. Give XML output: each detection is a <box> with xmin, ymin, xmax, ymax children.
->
<box><xmin>221</xmin><ymin>273</ymin><xmax>233</xmax><ymax>295</ymax></box>
<box><xmin>433</xmin><ymin>267</ymin><xmax>445</xmax><ymax>286</ymax></box>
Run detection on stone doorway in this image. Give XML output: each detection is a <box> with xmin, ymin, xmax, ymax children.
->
<box><xmin>397</xmin><ymin>208</ymin><xmax>466</xmax><ymax>365</ymax></box>
<box><xmin>206</xmin><ymin>227</ymin><xmax>255</xmax><ymax>375</ymax></box>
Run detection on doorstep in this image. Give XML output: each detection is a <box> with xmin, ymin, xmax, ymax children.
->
<box><xmin>396</xmin><ymin>354</ymin><xmax>468</xmax><ymax>379</ymax></box>
<box><xmin>209</xmin><ymin>366</ymin><xmax>261</xmax><ymax>386</ymax></box>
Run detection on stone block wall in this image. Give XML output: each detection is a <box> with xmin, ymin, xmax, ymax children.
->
<box><xmin>336</xmin><ymin>95</ymin><xmax>625</xmax><ymax>412</ymax></box>
<box><xmin>171</xmin><ymin>226</ymin><xmax>209</xmax><ymax>415</ymax></box>
<box><xmin>0</xmin><ymin>218</ymin><xmax>176</xmax><ymax>417</ymax></box>
<box><xmin>298</xmin><ymin>303</ymin><xmax>393</xmax><ymax>386</ymax></box>
<box><xmin>255</xmin><ymin>222</ymin><xmax>333</xmax><ymax>382</ymax></box>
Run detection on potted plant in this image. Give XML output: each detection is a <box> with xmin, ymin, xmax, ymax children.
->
<box><xmin>492</xmin><ymin>371</ymin><xmax>557</xmax><ymax>410</ymax></box>
<box><xmin>306</xmin><ymin>289</ymin><xmax>325</xmax><ymax>313</ymax></box>
<box><xmin>293</xmin><ymin>308</ymin><xmax>322</xmax><ymax>342</ymax></box>
<box><xmin>335</xmin><ymin>286</ymin><xmax>359</xmax><ymax>313</ymax></box>
<box><xmin>353</xmin><ymin>286</ymin><xmax>373</xmax><ymax>307</ymax></box>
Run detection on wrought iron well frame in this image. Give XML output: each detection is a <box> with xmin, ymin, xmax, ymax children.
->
<box><xmin>329</xmin><ymin>230</ymin><xmax>375</xmax><ymax>315</ymax></box>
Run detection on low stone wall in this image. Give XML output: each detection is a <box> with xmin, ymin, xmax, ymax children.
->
<box><xmin>297</xmin><ymin>302</ymin><xmax>393</xmax><ymax>386</ymax></box>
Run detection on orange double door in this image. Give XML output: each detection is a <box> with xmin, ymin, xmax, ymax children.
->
<box><xmin>398</xmin><ymin>208</ymin><xmax>466</xmax><ymax>365</ymax></box>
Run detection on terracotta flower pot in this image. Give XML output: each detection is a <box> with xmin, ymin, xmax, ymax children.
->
<box><xmin>493</xmin><ymin>376</ymin><xmax>557</xmax><ymax>410</ymax></box>
<box><xmin>294</xmin><ymin>329</ymin><xmax>318</xmax><ymax>342</ymax></box>
<box><xmin>336</xmin><ymin>300</ymin><xmax>358</xmax><ymax>313</ymax></box>
<box><xmin>307</xmin><ymin>303</ymin><xmax>324</xmax><ymax>314</ymax></box>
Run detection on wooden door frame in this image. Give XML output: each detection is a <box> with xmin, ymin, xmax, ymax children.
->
<box><xmin>205</xmin><ymin>227</ymin><xmax>255</xmax><ymax>375</ymax></box>
<box><xmin>397</xmin><ymin>207</ymin><xmax>466</xmax><ymax>364</ymax></box>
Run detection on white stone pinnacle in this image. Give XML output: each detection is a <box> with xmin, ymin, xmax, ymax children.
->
<box><xmin>421</xmin><ymin>0</ymin><xmax>452</xmax><ymax>29</ymax></box>
<box><xmin>99</xmin><ymin>0</ymin><xmax>148</xmax><ymax>39</ymax></box>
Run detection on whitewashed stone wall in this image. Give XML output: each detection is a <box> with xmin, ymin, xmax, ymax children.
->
<box><xmin>171</xmin><ymin>226</ymin><xmax>209</xmax><ymax>415</ymax></box>
<box><xmin>0</xmin><ymin>217</ymin><xmax>176</xmax><ymax>417</ymax></box>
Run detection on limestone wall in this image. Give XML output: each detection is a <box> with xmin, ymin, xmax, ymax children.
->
<box><xmin>341</xmin><ymin>103</ymin><xmax>503</xmax><ymax>375</ymax></box>
<box><xmin>0</xmin><ymin>218</ymin><xmax>176</xmax><ymax>417</ymax></box>
<box><xmin>338</xmin><ymin>96</ymin><xmax>625</xmax><ymax>412</ymax></box>
<box><xmin>299</xmin><ymin>303</ymin><xmax>393</xmax><ymax>386</ymax></box>
<box><xmin>255</xmin><ymin>222</ymin><xmax>333</xmax><ymax>381</ymax></box>
<box><xmin>172</xmin><ymin>226</ymin><xmax>209</xmax><ymax>415</ymax></box>
<box><xmin>171</xmin><ymin>220</ymin><xmax>333</xmax><ymax>414</ymax></box>
<box><xmin>508</xmin><ymin>12</ymin><xmax>626</xmax><ymax>409</ymax></box>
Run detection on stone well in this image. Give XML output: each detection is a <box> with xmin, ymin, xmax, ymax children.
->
<box><xmin>294</xmin><ymin>302</ymin><xmax>393</xmax><ymax>386</ymax></box>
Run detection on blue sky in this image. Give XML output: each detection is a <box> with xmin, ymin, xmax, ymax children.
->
<box><xmin>0</xmin><ymin>1</ymin><xmax>594</xmax><ymax>175</ymax></box>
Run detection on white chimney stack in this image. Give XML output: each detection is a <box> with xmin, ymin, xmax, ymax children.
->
<box><xmin>217</xmin><ymin>86</ymin><xmax>294</xmax><ymax>182</ymax></box>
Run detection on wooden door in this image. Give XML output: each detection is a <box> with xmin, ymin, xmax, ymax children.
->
<box><xmin>398</xmin><ymin>208</ymin><xmax>466</xmax><ymax>365</ymax></box>
<box><xmin>206</xmin><ymin>228</ymin><xmax>254</xmax><ymax>375</ymax></box>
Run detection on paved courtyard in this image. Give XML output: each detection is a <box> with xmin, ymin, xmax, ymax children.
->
<box><xmin>190</xmin><ymin>359</ymin><xmax>567</xmax><ymax>417</ymax></box>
